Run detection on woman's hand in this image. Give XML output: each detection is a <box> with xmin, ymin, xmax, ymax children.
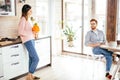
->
<box><xmin>35</xmin><ymin>33</ymin><xmax>38</xmax><ymax>39</ymax></box>
<box><xmin>33</xmin><ymin>31</ymin><xmax>39</xmax><ymax>39</ymax></box>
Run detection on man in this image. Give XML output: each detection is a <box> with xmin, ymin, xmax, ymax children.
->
<box><xmin>85</xmin><ymin>19</ymin><xmax>113</xmax><ymax>79</ymax></box>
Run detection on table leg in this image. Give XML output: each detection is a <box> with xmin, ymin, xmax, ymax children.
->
<box><xmin>111</xmin><ymin>60</ymin><xmax>120</xmax><ymax>80</ymax></box>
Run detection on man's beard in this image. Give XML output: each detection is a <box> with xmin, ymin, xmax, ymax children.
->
<box><xmin>91</xmin><ymin>27</ymin><xmax>96</xmax><ymax>30</ymax></box>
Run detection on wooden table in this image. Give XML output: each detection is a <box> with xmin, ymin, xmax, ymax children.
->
<box><xmin>100</xmin><ymin>45</ymin><xmax>120</xmax><ymax>80</ymax></box>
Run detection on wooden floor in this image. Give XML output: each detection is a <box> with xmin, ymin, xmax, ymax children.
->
<box><xmin>17</xmin><ymin>54</ymin><xmax>120</xmax><ymax>80</ymax></box>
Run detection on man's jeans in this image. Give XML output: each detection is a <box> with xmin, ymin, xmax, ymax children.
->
<box><xmin>92</xmin><ymin>46</ymin><xmax>113</xmax><ymax>72</ymax></box>
<box><xmin>24</xmin><ymin>39</ymin><xmax>39</xmax><ymax>73</ymax></box>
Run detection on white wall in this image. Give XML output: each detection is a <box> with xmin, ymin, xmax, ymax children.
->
<box><xmin>51</xmin><ymin>0</ymin><xmax>62</xmax><ymax>56</ymax></box>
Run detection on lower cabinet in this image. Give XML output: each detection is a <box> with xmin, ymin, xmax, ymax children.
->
<box><xmin>0</xmin><ymin>52</ymin><xmax>3</xmax><ymax>79</ymax></box>
<box><xmin>0</xmin><ymin>36</ymin><xmax>51</xmax><ymax>80</ymax></box>
<box><xmin>35</xmin><ymin>37</ymin><xmax>51</xmax><ymax>69</ymax></box>
<box><xmin>0</xmin><ymin>44</ymin><xmax>28</xmax><ymax>80</ymax></box>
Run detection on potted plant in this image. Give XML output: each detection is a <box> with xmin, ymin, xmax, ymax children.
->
<box><xmin>63</xmin><ymin>25</ymin><xmax>76</xmax><ymax>47</ymax></box>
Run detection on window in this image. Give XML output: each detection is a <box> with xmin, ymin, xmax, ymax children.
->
<box><xmin>62</xmin><ymin>0</ymin><xmax>107</xmax><ymax>55</ymax></box>
<box><xmin>35</xmin><ymin>0</ymin><xmax>50</xmax><ymax>36</ymax></box>
<box><xmin>62</xmin><ymin>0</ymin><xmax>83</xmax><ymax>53</ymax></box>
<box><xmin>95</xmin><ymin>0</ymin><xmax>107</xmax><ymax>34</ymax></box>
<box><xmin>117</xmin><ymin>0</ymin><xmax>120</xmax><ymax>40</ymax></box>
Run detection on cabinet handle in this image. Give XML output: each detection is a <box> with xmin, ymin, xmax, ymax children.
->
<box><xmin>0</xmin><ymin>76</ymin><xmax>4</xmax><ymax>78</ymax></box>
<box><xmin>36</xmin><ymin>42</ymin><xmax>40</xmax><ymax>44</ymax></box>
<box><xmin>11</xmin><ymin>62</ymin><xmax>19</xmax><ymax>66</ymax></box>
<box><xmin>11</xmin><ymin>54</ymin><xmax>19</xmax><ymax>57</ymax></box>
<box><xmin>0</xmin><ymin>13</ymin><xmax>8</xmax><ymax>15</ymax></box>
<box><xmin>10</xmin><ymin>45</ymin><xmax>19</xmax><ymax>48</ymax></box>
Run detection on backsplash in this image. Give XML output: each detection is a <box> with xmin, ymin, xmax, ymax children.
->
<box><xmin>0</xmin><ymin>18</ymin><xmax>19</xmax><ymax>38</ymax></box>
<box><xmin>0</xmin><ymin>0</ymin><xmax>36</xmax><ymax>38</ymax></box>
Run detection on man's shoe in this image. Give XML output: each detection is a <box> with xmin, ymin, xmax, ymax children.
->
<box><xmin>106</xmin><ymin>73</ymin><xmax>112</xmax><ymax>79</ymax></box>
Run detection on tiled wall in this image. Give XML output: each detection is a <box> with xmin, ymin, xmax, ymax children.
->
<box><xmin>0</xmin><ymin>0</ymin><xmax>36</xmax><ymax>38</ymax></box>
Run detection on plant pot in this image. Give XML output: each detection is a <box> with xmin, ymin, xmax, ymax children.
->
<box><xmin>68</xmin><ymin>41</ymin><xmax>74</xmax><ymax>47</ymax></box>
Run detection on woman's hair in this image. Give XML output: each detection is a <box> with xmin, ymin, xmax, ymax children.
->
<box><xmin>21</xmin><ymin>4</ymin><xmax>31</xmax><ymax>20</ymax></box>
<box><xmin>90</xmin><ymin>19</ymin><xmax>98</xmax><ymax>24</ymax></box>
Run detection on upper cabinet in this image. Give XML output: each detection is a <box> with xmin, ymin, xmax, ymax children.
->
<box><xmin>0</xmin><ymin>0</ymin><xmax>16</xmax><ymax>16</ymax></box>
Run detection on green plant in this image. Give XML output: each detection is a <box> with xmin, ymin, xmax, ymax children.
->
<box><xmin>63</xmin><ymin>25</ymin><xmax>76</xmax><ymax>42</ymax></box>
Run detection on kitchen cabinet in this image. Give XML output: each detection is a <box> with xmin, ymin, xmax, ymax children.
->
<box><xmin>35</xmin><ymin>36</ymin><xmax>52</xmax><ymax>69</ymax></box>
<box><xmin>0</xmin><ymin>44</ymin><xmax>28</xmax><ymax>80</ymax></box>
<box><xmin>0</xmin><ymin>49</ymin><xmax>3</xmax><ymax>79</ymax></box>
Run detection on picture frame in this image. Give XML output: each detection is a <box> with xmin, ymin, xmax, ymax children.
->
<box><xmin>0</xmin><ymin>0</ymin><xmax>16</xmax><ymax>16</ymax></box>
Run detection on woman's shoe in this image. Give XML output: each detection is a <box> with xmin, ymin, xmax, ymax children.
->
<box><xmin>33</xmin><ymin>76</ymin><xmax>40</xmax><ymax>80</ymax></box>
<box><xmin>26</xmin><ymin>74</ymin><xmax>33</xmax><ymax>80</ymax></box>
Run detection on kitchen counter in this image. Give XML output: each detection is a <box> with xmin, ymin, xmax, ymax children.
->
<box><xmin>0</xmin><ymin>35</ymin><xmax>51</xmax><ymax>47</ymax></box>
<box><xmin>0</xmin><ymin>38</ymin><xmax>22</xmax><ymax>47</ymax></box>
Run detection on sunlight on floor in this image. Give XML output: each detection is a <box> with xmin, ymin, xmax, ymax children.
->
<box><xmin>17</xmin><ymin>55</ymin><xmax>120</xmax><ymax>80</ymax></box>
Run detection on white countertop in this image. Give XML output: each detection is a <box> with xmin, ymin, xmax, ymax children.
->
<box><xmin>100</xmin><ymin>45</ymin><xmax>120</xmax><ymax>52</ymax></box>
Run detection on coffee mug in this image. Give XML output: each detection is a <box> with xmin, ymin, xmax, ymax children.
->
<box><xmin>117</xmin><ymin>40</ymin><xmax>120</xmax><ymax>47</ymax></box>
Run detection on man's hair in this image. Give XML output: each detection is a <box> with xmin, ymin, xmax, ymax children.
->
<box><xmin>90</xmin><ymin>19</ymin><xmax>98</xmax><ymax>24</ymax></box>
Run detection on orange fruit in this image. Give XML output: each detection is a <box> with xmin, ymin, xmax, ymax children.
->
<box><xmin>32</xmin><ymin>23</ymin><xmax>40</xmax><ymax>33</ymax></box>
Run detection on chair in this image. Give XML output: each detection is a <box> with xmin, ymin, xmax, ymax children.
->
<box><xmin>85</xmin><ymin>47</ymin><xmax>104</xmax><ymax>80</ymax></box>
<box><xmin>85</xmin><ymin>47</ymin><xmax>104</xmax><ymax>61</ymax></box>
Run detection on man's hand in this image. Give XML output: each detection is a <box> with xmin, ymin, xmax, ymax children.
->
<box><xmin>88</xmin><ymin>43</ymin><xmax>102</xmax><ymax>47</ymax></box>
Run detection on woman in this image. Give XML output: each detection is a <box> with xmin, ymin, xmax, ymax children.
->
<box><xmin>18</xmin><ymin>4</ymin><xmax>40</xmax><ymax>80</ymax></box>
